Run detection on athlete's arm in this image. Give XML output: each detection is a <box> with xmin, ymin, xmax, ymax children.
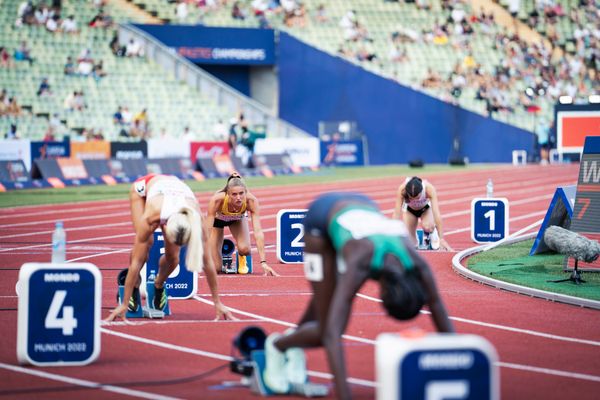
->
<box><xmin>199</xmin><ymin>214</ymin><xmax>236</xmax><ymax>320</ymax></box>
<box><xmin>427</xmin><ymin>184</ymin><xmax>453</xmax><ymax>251</ymax></box>
<box><xmin>323</xmin><ymin>242</ymin><xmax>370</xmax><ymax>399</ymax></box>
<box><xmin>419</xmin><ymin>260</ymin><xmax>454</xmax><ymax>333</ymax></box>
<box><xmin>392</xmin><ymin>183</ymin><xmax>406</xmax><ymax>219</ymax></box>
<box><xmin>248</xmin><ymin>194</ymin><xmax>278</xmax><ymax>276</ymax></box>
<box><xmin>106</xmin><ymin>209</ymin><xmax>156</xmax><ymax>321</ymax></box>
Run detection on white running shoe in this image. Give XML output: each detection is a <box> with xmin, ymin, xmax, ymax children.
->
<box><xmin>263</xmin><ymin>333</ymin><xmax>290</xmax><ymax>394</ymax></box>
<box><xmin>430</xmin><ymin>228</ymin><xmax>440</xmax><ymax>250</ymax></box>
<box><xmin>285</xmin><ymin>347</ymin><xmax>307</xmax><ymax>385</ymax></box>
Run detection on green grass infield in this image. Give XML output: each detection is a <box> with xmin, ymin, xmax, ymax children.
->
<box><xmin>468</xmin><ymin>239</ymin><xmax>600</xmax><ymax>302</ymax></box>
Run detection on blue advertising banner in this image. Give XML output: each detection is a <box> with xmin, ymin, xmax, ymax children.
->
<box><xmin>320</xmin><ymin>140</ymin><xmax>364</xmax><ymax>166</ymax></box>
<box><xmin>134</xmin><ymin>25</ymin><xmax>275</xmax><ymax>65</ymax></box>
<box><xmin>30</xmin><ymin>141</ymin><xmax>69</xmax><ymax>171</ymax></box>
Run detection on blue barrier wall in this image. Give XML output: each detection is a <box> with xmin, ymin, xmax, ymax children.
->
<box><xmin>278</xmin><ymin>33</ymin><xmax>535</xmax><ymax>164</ymax></box>
<box><xmin>134</xmin><ymin>25</ymin><xmax>275</xmax><ymax>65</ymax></box>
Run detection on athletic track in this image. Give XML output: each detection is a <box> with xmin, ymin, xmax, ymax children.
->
<box><xmin>0</xmin><ymin>164</ymin><xmax>599</xmax><ymax>400</ymax></box>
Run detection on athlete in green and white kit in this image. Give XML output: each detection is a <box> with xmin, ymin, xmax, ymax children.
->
<box><xmin>263</xmin><ymin>192</ymin><xmax>454</xmax><ymax>399</ymax></box>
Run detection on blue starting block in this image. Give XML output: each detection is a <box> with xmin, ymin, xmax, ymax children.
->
<box><xmin>117</xmin><ymin>269</ymin><xmax>165</xmax><ymax>319</ymax></box>
<box><xmin>222</xmin><ymin>238</ymin><xmax>253</xmax><ymax>274</ymax></box>
<box><xmin>249</xmin><ymin>350</ymin><xmax>329</xmax><ymax>397</ymax></box>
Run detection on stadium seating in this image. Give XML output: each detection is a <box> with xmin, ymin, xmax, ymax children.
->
<box><xmin>130</xmin><ymin>0</ymin><xmax>596</xmax><ymax>133</ymax></box>
<box><xmin>0</xmin><ymin>0</ymin><xmax>232</xmax><ymax>140</ymax></box>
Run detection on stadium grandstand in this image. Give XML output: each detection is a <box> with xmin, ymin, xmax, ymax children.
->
<box><xmin>0</xmin><ymin>0</ymin><xmax>597</xmax><ymax>150</ymax></box>
<box><xmin>110</xmin><ymin>0</ymin><xmax>598</xmax><ymax>134</ymax></box>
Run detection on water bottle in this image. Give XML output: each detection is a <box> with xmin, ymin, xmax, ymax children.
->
<box><xmin>486</xmin><ymin>178</ymin><xmax>494</xmax><ymax>198</ymax></box>
<box><xmin>51</xmin><ymin>221</ymin><xmax>66</xmax><ymax>263</ymax></box>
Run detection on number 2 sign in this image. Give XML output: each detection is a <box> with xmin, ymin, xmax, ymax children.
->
<box><xmin>277</xmin><ymin>209</ymin><xmax>307</xmax><ymax>263</ymax></box>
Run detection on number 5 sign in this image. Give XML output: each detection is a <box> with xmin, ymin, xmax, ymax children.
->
<box><xmin>471</xmin><ymin>198</ymin><xmax>510</xmax><ymax>243</ymax></box>
<box><xmin>17</xmin><ymin>263</ymin><xmax>101</xmax><ymax>366</ymax></box>
<box><xmin>277</xmin><ymin>209</ymin><xmax>307</xmax><ymax>263</ymax></box>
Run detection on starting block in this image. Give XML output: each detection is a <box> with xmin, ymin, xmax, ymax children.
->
<box><xmin>117</xmin><ymin>268</ymin><xmax>167</xmax><ymax>319</ymax></box>
<box><xmin>249</xmin><ymin>350</ymin><xmax>329</xmax><ymax>397</ymax></box>
<box><xmin>376</xmin><ymin>332</ymin><xmax>499</xmax><ymax>400</ymax></box>
<box><xmin>221</xmin><ymin>238</ymin><xmax>253</xmax><ymax>274</ymax></box>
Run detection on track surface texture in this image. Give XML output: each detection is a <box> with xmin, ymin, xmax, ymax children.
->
<box><xmin>1</xmin><ymin>164</ymin><xmax>599</xmax><ymax>399</ymax></box>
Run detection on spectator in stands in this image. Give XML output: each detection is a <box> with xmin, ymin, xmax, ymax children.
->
<box><xmin>92</xmin><ymin>60</ymin><xmax>107</xmax><ymax>81</ymax></box>
<box><xmin>0</xmin><ymin>90</ymin><xmax>8</xmax><ymax>115</ymax></box>
<box><xmin>212</xmin><ymin>119</ymin><xmax>228</xmax><ymax>141</ymax></box>
<box><xmin>61</xmin><ymin>15</ymin><xmax>78</xmax><ymax>33</ymax></box>
<box><xmin>37</xmin><ymin>77</ymin><xmax>52</xmax><ymax>96</ymax></box>
<box><xmin>262</xmin><ymin>192</ymin><xmax>454</xmax><ymax>399</ymax></box>
<box><xmin>205</xmin><ymin>172</ymin><xmax>278</xmax><ymax>276</ymax></box>
<box><xmin>45</xmin><ymin>14</ymin><xmax>59</xmax><ymax>33</ymax></box>
<box><xmin>14</xmin><ymin>41</ymin><xmax>34</xmax><ymax>65</ymax></box>
<box><xmin>125</xmin><ymin>39</ymin><xmax>143</xmax><ymax>57</ymax></box>
<box><xmin>231</xmin><ymin>1</ymin><xmax>246</xmax><ymax>20</ymax></box>
<box><xmin>536</xmin><ymin>117</ymin><xmax>551</xmax><ymax>164</ymax></box>
<box><xmin>0</xmin><ymin>47</ymin><xmax>14</xmax><ymax>68</ymax></box>
<box><xmin>392</xmin><ymin>177</ymin><xmax>453</xmax><ymax>251</ymax></box>
<box><xmin>7</xmin><ymin>97</ymin><xmax>22</xmax><ymax>116</ymax></box>
<box><xmin>176</xmin><ymin>0</ymin><xmax>188</xmax><ymax>23</ymax></box>
<box><xmin>89</xmin><ymin>8</ymin><xmax>113</xmax><ymax>28</ymax></box>
<box><xmin>182</xmin><ymin>126</ymin><xmax>194</xmax><ymax>141</ymax></box>
<box><xmin>105</xmin><ymin>174</ymin><xmax>235</xmax><ymax>321</ymax></box>
<box><xmin>314</xmin><ymin>3</ymin><xmax>328</xmax><ymax>23</ymax></box>
<box><xmin>5</xmin><ymin>124</ymin><xmax>19</xmax><ymax>139</ymax></box>
<box><xmin>64</xmin><ymin>56</ymin><xmax>75</xmax><ymax>75</ymax></box>
<box><xmin>110</xmin><ymin>33</ymin><xmax>126</xmax><ymax>57</ymax></box>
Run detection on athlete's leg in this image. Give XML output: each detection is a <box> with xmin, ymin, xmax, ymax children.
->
<box><xmin>229</xmin><ymin>218</ymin><xmax>251</xmax><ymax>256</ymax></box>
<box><xmin>275</xmin><ymin>233</ymin><xmax>337</xmax><ymax>350</ymax></box>
<box><xmin>207</xmin><ymin>226</ymin><xmax>224</xmax><ymax>273</ymax></box>
<box><xmin>403</xmin><ymin>209</ymin><xmax>419</xmax><ymax>245</ymax></box>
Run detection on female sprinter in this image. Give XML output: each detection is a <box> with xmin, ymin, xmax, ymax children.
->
<box><xmin>205</xmin><ymin>172</ymin><xmax>278</xmax><ymax>276</ymax></box>
<box><xmin>105</xmin><ymin>174</ymin><xmax>234</xmax><ymax>321</ymax></box>
<box><xmin>392</xmin><ymin>176</ymin><xmax>453</xmax><ymax>251</ymax></box>
<box><xmin>263</xmin><ymin>192</ymin><xmax>454</xmax><ymax>399</ymax></box>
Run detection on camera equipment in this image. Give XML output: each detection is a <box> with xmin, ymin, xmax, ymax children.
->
<box><xmin>221</xmin><ymin>238</ymin><xmax>237</xmax><ymax>274</ymax></box>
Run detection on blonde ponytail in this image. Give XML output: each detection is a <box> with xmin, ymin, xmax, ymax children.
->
<box><xmin>181</xmin><ymin>206</ymin><xmax>203</xmax><ymax>272</ymax></box>
<box><xmin>165</xmin><ymin>206</ymin><xmax>203</xmax><ymax>272</ymax></box>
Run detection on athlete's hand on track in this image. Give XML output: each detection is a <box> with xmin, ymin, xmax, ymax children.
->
<box><xmin>105</xmin><ymin>303</ymin><xmax>128</xmax><ymax>322</ymax></box>
<box><xmin>440</xmin><ymin>238</ymin><xmax>454</xmax><ymax>251</ymax></box>
<box><xmin>214</xmin><ymin>302</ymin><xmax>237</xmax><ymax>321</ymax></box>
<box><xmin>261</xmin><ymin>262</ymin><xmax>280</xmax><ymax>276</ymax></box>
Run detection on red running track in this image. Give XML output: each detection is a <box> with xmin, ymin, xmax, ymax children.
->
<box><xmin>0</xmin><ymin>164</ymin><xmax>599</xmax><ymax>399</ymax></box>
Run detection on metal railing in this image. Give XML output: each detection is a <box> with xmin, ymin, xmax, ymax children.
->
<box><xmin>118</xmin><ymin>24</ymin><xmax>311</xmax><ymax>139</ymax></box>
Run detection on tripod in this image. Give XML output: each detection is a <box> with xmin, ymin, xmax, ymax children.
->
<box><xmin>549</xmin><ymin>258</ymin><xmax>586</xmax><ymax>285</ymax></box>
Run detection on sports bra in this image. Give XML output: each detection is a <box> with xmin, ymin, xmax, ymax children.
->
<box><xmin>215</xmin><ymin>194</ymin><xmax>248</xmax><ymax>222</ymax></box>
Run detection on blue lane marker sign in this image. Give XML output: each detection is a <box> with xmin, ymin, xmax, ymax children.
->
<box><xmin>276</xmin><ymin>209</ymin><xmax>307</xmax><ymax>263</ymax></box>
<box><xmin>471</xmin><ymin>198</ymin><xmax>510</xmax><ymax>243</ymax></box>
<box><xmin>376</xmin><ymin>333</ymin><xmax>499</xmax><ymax>400</ymax></box>
<box><xmin>143</xmin><ymin>230</ymin><xmax>197</xmax><ymax>300</ymax></box>
<box><xmin>17</xmin><ymin>263</ymin><xmax>101</xmax><ymax>366</ymax></box>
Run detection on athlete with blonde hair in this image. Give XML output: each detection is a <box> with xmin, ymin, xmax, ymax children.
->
<box><xmin>206</xmin><ymin>172</ymin><xmax>278</xmax><ymax>276</ymax></box>
<box><xmin>106</xmin><ymin>174</ymin><xmax>234</xmax><ymax>321</ymax></box>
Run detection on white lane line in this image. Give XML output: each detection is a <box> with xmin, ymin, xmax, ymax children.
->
<box><xmin>356</xmin><ymin>293</ymin><xmax>600</xmax><ymax>347</ymax></box>
<box><xmin>0</xmin><ymin>362</ymin><xmax>181</xmax><ymax>400</ymax></box>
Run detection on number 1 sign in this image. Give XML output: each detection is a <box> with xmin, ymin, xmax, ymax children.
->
<box><xmin>471</xmin><ymin>198</ymin><xmax>510</xmax><ymax>243</ymax></box>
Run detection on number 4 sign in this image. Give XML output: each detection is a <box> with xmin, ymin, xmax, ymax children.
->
<box><xmin>277</xmin><ymin>209</ymin><xmax>307</xmax><ymax>263</ymax></box>
<box><xmin>17</xmin><ymin>263</ymin><xmax>101</xmax><ymax>366</ymax></box>
<box><xmin>471</xmin><ymin>198</ymin><xmax>510</xmax><ymax>243</ymax></box>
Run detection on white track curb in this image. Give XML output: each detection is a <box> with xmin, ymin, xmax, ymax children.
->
<box><xmin>451</xmin><ymin>233</ymin><xmax>600</xmax><ymax>310</ymax></box>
